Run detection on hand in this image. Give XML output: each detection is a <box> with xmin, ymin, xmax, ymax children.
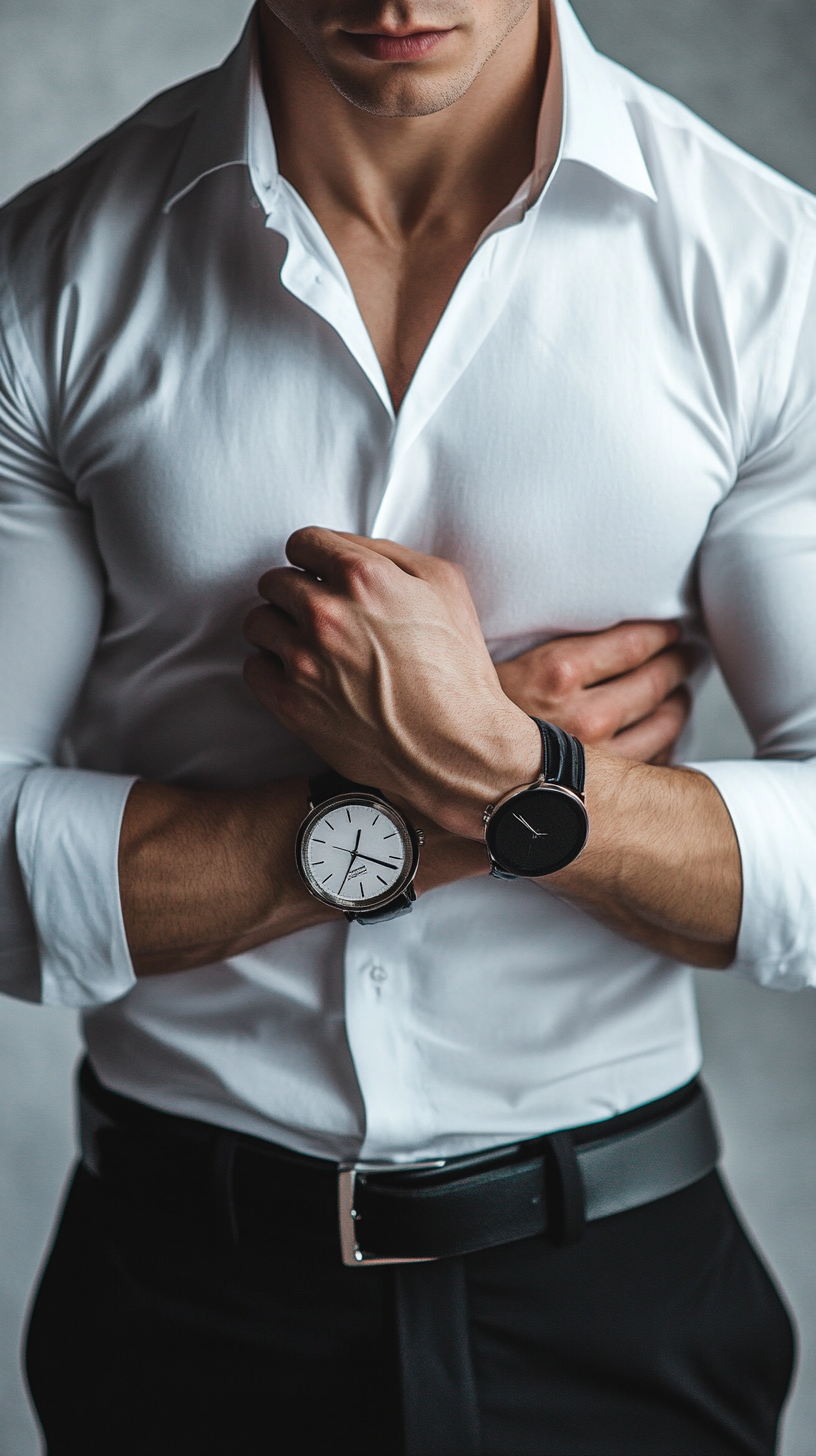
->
<box><xmin>495</xmin><ymin>622</ymin><xmax>695</xmax><ymax>767</ymax></box>
<box><xmin>243</xmin><ymin>528</ymin><xmax>539</xmax><ymax>839</ymax></box>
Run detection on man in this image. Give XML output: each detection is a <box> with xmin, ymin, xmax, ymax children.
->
<box><xmin>1</xmin><ymin>0</ymin><xmax>814</xmax><ymax>1450</ymax></box>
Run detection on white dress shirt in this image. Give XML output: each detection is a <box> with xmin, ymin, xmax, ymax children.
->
<box><xmin>1</xmin><ymin>0</ymin><xmax>815</xmax><ymax>1163</ymax></box>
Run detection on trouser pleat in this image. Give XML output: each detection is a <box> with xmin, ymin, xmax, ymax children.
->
<box><xmin>395</xmin><ymin>1257</ymin><xmax>481</xmax><ymax>1456</ymax></box>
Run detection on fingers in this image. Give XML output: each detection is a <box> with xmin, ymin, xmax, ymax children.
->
<box><xmin>256</xmin><ymin>565</ymin><xmax>335</xmax><ymax>633</ymax></box>
<box><xmin>243</xmin><ymin>603</ymin><xmax>322</xmax><ymax>685</ymax></box>
<box><xmin>285</xmin><ymin>526</ymin><xmax>464</xmax><ymax>592</ymax></box>
<box><xmin>604</xmin><ymin>687</ymin><xmax>691</xmax><ymax>764</ymax></box>
<box><xmin>573</xmin><ymin>645</ymin><xmax>696</xmax><ymax>740</ymax></box>
<box><xmin>283</xmin><ymin>526</ymin><xmax>408</xmax><ymax>587</ymax></box>
<box><xmin>499</xmin><ymin>638</ymin><xmax>696</xmax><ymax>741</ymax></box>
<box><xmin>538</xmin><ymin>620</ymin><xmax>682</xmax><ymax>694</ymax></box>
<box><xmin>244</xmin><ymin>601</ymin><xmax>299</xmax><ymax>652</ymax></box>
<box><xmin>332</xmin><ymin>531</ymin><xmax>460</xmax><ymax>585</ymax></box>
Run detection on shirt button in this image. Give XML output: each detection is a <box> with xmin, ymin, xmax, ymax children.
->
<box><xmin>370</xmin><ymin>964</ymin><xmax>388</xmax><ymax>984</ymax></box>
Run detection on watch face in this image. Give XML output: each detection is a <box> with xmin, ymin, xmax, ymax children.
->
<box><xmin>297</xmin><ymin>795</ymin><xmax>417</xmax><ymax>912</ymax></box>
<box><xmin>487</xmin><ymin>785</ymin><xmax>589</xmax><ymax>877</ymax></box>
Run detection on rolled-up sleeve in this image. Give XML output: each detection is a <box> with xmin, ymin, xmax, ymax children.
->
<box><xmin>689</xmin><ymin>254</ymin><xmax>816</xmax><ymax>991</ymax></box>
<box><xmin>0</xmin><ymin>291</ymin><xmax>136</xmax><ymax>1007</ymax></box>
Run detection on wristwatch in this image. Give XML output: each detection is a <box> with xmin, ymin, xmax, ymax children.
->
<box><xmin>296</xmin><ymin>769</ymin><xmax>423</xmax><ymax>924</ymax></box>
<box><xmin>483</xmin><ymin>718</ymin><xmax>589</xmax><ymax>878</ymax></box>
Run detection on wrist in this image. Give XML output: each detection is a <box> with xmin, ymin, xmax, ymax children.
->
<box><xmin>483</xmin><ymin>718</ymin><xmax>589</xmax><ymax>879</ymax></box>
<box><xmin>436</xmin><ymin>707</ymin><xmax>542</xmax><ymax>840</ymax></box>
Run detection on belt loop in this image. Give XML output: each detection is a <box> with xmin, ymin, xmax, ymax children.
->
<box><xmin>212</xmin><ymin>1132</ymin><xmax>240</xmax><ymax>1247</ymax></box>
<box><xmin>545</xmin><ymin>1132</ymin><xmax>586</xmax><ymax>1246</ymax></box>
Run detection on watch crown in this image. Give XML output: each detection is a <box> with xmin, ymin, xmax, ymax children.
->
<box><xmin>483</xmin><ymin>805</ymin><xmax>495</xmax><ymax>826</ymax></box>
<box><xmin>416</xmin><ymin>829</ymin><xmax>425</xmax><ymax>846</ymax></box>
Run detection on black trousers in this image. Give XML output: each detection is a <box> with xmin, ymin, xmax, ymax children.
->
<box><xmin>27</xmin><ymin>1150</ymin><xmax>794</xmax><ymax>1456</ymax></box>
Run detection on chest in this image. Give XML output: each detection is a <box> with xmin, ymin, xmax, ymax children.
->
<box><xmin>64</xmin><ymin>195</ymin><xmax>738</xmax><ymax>652</ymax></box>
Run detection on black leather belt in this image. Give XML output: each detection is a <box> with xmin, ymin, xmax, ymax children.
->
<box><xmin>78</xmin><ymin>1061</ymin><xmax>719</xmax><ymax>1266</ymax></box>
<box><xmin>338</xmin><ymin>1083</ymin><xmax>719</xmax><ymax>1263</ymax></box>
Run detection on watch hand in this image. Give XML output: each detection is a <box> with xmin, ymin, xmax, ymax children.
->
<box><xmin>352</xmin><ymin>851</ymin><xmax>400</xmax><ymax>872</ymax></box>
<box><xmin>338</xmin><ymin>831</ymin><xmax>361</xmax><ymax>894</ymax></box>
<box><xmin>513</xmin><ymin>813</ymin><xmax>548</xmax><ymax>838</ymax></box>
<box><xmin>331</xmin><ymin>845</ymin><xmax>398</xmax><ymax>872</ymax></box>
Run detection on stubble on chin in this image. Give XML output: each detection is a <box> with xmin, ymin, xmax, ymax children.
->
<box><xmin>263</xmin><ymin>0</ymin><xmax>536</xmax><ymax>119</ymax></box>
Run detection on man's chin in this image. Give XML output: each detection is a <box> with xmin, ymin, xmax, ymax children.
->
<box><xmin>316</xmin><ymin>58</ymin><xmax>481</xmax><ymax>117</ymax></box>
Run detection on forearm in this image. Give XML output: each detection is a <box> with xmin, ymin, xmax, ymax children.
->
<box><xmin>119</xmin><ymin>777</ymin><xmax>336</xmax><ymax>976</ymax></box>
<box><xmin>122</xmin><ymin>756</ymin><xmax>736</xmax><ymax>978</ymax></box>
<box><xmin>545</xmin><ymin>751</ymin><xmax>741</xmax><ymax>968</ymax></box>
<box><xmin>120</xmin><ymin>779</ymin><xmax>490</xmax><ymax>977</ymax></box>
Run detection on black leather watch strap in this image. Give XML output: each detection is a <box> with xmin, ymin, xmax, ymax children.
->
<box><xmin>348</xmin><ymin>884</ymin><xmax>417</xmax><ymax>924</ymax></box>
<box><xmin>309</xmin><ymin>768</ymin><xmax>379</xmax><ymax>806</ymax></box>
<box><xmin>531</xmin><ymin>718</ymin><xmax>586</xmax><ymax>797</ymax></box>
<box><xmin>485</xmin><ymin>720</ymin><xmax>588</xmax><ymax>880</ymax></box>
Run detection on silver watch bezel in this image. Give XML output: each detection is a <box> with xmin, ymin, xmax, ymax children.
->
<box><xmin>296</xmin><ymin>792</ymin><xmax>420</xmax><ymax>913</ymax></box>
<box><xmin>483</xmin><ymin>779</ymin><xmax>589</xmax><ymax>878</ymax></box>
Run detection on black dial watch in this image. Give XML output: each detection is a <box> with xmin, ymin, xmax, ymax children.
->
<box><xmin>483</xmin><ymin>719</ymin><xmax>589</xmax><ymax>878</ymax></box>
<box><xmin>296</xmin><ymin>769</ymin><xmax>423</xmax><ymax>925</ymax></box>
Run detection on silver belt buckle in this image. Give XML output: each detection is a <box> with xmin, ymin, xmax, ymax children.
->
<box><xmin>338</xmin><ymin>1158</ymin><xmax>446</xmax><ymax>1267</ymax></box>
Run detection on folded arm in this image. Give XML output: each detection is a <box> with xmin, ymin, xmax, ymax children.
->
<box><xmin>242</xmin><ymin>529</ymin><xmax>740</xmax><ymax>969</ymax></box>
<box><xmin>0</xmin><ymin>297</ymin><xmax>695</xmax><ymax>993</ymax></box>
<box><xmin>120</xmin><ymin>618</ymin><xmax>691</xmax><ymax>975</ymax></box>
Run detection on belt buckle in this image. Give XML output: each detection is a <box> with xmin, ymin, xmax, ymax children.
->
<box><xmin>338</xmin><ymin>1158</ymin><xmax>446</xmax><ymax>1267</ymax></box>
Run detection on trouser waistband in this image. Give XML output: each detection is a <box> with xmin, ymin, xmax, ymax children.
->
<box><xmin>78</xmin><ymin>1060</ymin><xmax>719</xmax><ymax>1263</ymax></box>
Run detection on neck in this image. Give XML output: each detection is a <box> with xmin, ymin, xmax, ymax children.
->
<box><xmin>259</xmin><ymin>5</ymin><xmax>549</xmax><ymax>241</ymax></box>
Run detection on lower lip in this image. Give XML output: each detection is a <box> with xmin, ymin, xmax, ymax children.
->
<box><xmin>344</xmin><ymin>30</ymin><xmax>451</xmax><ymax>62</ymax></box>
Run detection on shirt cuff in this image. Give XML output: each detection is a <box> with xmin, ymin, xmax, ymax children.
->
<box><xmin>687</xmin><ymin>758</ymin><xmax>816</xmax><ymax>991</ymax></box>
<box><xmin>15</xmin><ymin>766</ymin><xmax>138</xmax><ymax>1008</ymax></box>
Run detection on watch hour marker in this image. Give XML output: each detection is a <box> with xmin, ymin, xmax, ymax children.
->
<box><xmin>372</xmin><ymin>815</ymin><xmax>379</xmax><ymax>826</ymax></box>
<box><xmin>346</xmin><ymin>809</ymin><xmax>352</xmax><ymax>823</ymax></box>
<box><xmin>383</xmin><ymin>833</ymin><xmax>396</xmax><ymax>840</ymax></box>
<box><xmin>322</xmin><ymin>874</ymin><xmax>333</xmax><ymax>884</ymax></box>
<box><xmin>313</xmin><ymin>838</ymin><xmax>325</xmax><ymax>844</ymax></box>
<box><xmin>377</xmin><ymin>875</ymin><xmax>388</xmax><ymax>886</ymax></box>
<box><xmin>325</xmin><ymin>821</ymin><xmax>335</xmax><ymax>832</ymax></box>
<box><xmin>313</xmin><ymin>861</ymin><xmax>324</xmax><ymax>866</ymax></box>
<box><xmin>359</xmin><ymin>882</ymin><xmax>365</xmax><ymax>897</ymax></box>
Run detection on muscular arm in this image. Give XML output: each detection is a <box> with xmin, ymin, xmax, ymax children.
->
<box><xmin>240</xmin><ymin>529</ymin><xmax>740</xmax><ymax>969</ymax></box>
<box><xmin>548</xmin><ymin>754</ymin><xmax>739</xmax><ymax>967</ymax></box>
<box><xmin>500</xmin><ymin>631</ymin><xmax>739</xmax><ymax>967</ymax></box>
<box><xmin>120</xmin><ymin>617</ymin><xmax>692</xmax><ymax>976</ymax></box>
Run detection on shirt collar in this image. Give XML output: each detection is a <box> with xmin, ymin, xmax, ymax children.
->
<box><xmin>162</xmin><ymin>0</ymin><xmax>656</xmax><ymax>216</ymax></box>
<box><xmin>162</xmin><ymin>11</ymin><xmax>262</xmax><ymax>214</ymax></box>
<box><xmin>549</xmin><ymin>0</ymin><xmax>656</xmax><ymax>203</ymax></box>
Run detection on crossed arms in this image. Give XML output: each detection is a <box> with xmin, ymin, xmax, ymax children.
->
<box><xmin>121</xmin><ymin>528</ymin><xmax>741</xmax><ymax>978</ymax></box>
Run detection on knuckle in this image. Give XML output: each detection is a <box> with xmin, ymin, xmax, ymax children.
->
<box><xmin>620</xmin><ymin>622</ymin><xmax>660</xmax><ymax>668</ymax></box>
<box><xmin>289</xmin><ymin>648</ymin><xmax>321</xmax><ymax>685</ymax></box>
<box><xmin>545</xmin><ymin>653</ymin><xmax>581</xmax><ymax>699</ymax></box>
<box><xmin>308</xmin><ymin>595</ymin><xmax>345</xmax><ymax>641</ymax></box>
<box><xmin>571</xmin><ymin>705</ymin><xmax>608</xmax><ymax>743</ymax></box>
<box><xmin>343</xmin><ymin>554</ymin><xmax>384</xmax><ymax>597</ymax></box>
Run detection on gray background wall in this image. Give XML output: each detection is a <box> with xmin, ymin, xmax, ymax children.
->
<box><xmin>0</xmin><ymin>2</ymin><xmax>814</xmax><ymax>1452</ymax></box>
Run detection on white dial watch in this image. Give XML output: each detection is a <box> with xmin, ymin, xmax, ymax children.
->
<box><xmin>296</xmin><ymin>771</ymin><xmax>423</xmax><ymax>924</ymax></box>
